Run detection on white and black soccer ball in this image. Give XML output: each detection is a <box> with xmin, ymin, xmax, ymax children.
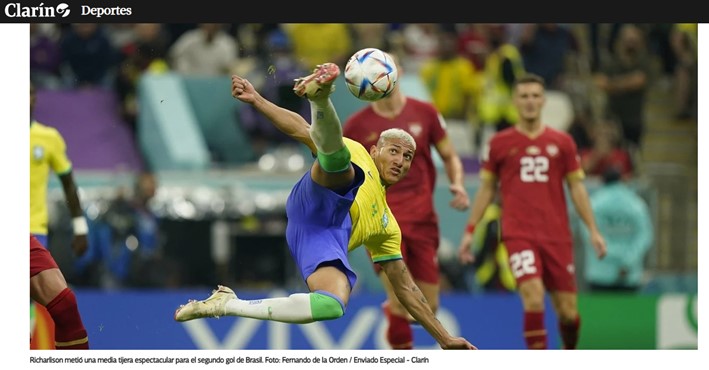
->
<box><xmin>344</xmin><ymin>48</ymin><xmax>398</xmax><ymax>102</ymax></box>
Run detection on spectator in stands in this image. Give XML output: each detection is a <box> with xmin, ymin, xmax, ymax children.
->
<box><xmin>60</xmin><ymin>23</ymin><xmax>119</xmax><ymax>89</ymax></box>
<box><xmin>351</xmin><ymin>23</ymin><xmax>391</xmax><ymax>53</ymax></box>
<box><xmin>238</xmin><ymin>29</ymin><xmax>310</xmax><ymax>157</ymax></box>
<box><xmin>645</xmin><ymin>24</ymin><xmax>676</xmax><ymax>78</ymax></box>
<box><xmin>475</xmin><ymin>24</ymin><xmax>526</xmax><ymax>158</ymax></box>
<box><xmin>587</xmin><ymin>23</ymin><xmax>622</xmax><ymax>73</ymax></box>
<box><xmin>114</xmin><ymin>24</ymin><xmax>171</xmax><ymax>136</ymax></box>
<box><xmin>456</xmin><ymin>23</ymin><xmax>489</xmax><ymax>71</ymax></box>
<box><xmin>75</xmin><ymin>172</ymin><xmax>164</xmax><ymax>288</ymax></box>
<box><xmin>593</xmin><ymin>24</ymin><xmax>652</xmax><ymax>151</ymax></box>
<box><xmin>518</xmin><ymin>23</ymin><xmax>579</xmax><ymax>91</ymax></box>
<box><xmin>399</xmin><ymin>23</ymin><xmax>441</xmax><ymax>74</ymax></box>
<box><xmin>579</xmin><ymin>116</ymin><xmax>634</xmax><ymax>180</ymax></box>
<box><xmin>581</xmin><ymin>167</ymin><xmax>653</xmax><ymax>293</ymax></box>
<box><xmin>566</xmin><ymin>103</ymin><xmax>595</xmax><ymax>153</ymax></box>
<box><xmin>669</xmin><ymin>23</ymin><xmax>697</xmax><ymax>120</ymax></box>
<box><xmin>168</xmin><ymin>23</ymin><xmax>239</xmax><ymax>76</ymax></box>
<box><xmin>281</xmin><ymin>23</ymin><xmax>352</xmax><ymax>70</ymax></box>
<box><xmin>419</xmin><ymin>26</ymin><xmax>481</xmax><ymax>122</ymax></box>
<box><xmin>30</xmin><ymin>23</ymin><xmax>63</xmax><ymax>89</ymax></box>
<box><xmin>231</xmin><ymin>23</ymin><xmax>280</xmax><ymax>60</ymax></box>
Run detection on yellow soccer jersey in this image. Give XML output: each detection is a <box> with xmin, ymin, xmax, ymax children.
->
<box><xmin>344</xmin><ymin>138</ymin><xmax>402</xmax><ymax>264</ymax></box>
<box><xmin>30</xmin><ymin>121</ymin><xmax>72</xmax><ymax>235</ymax></box>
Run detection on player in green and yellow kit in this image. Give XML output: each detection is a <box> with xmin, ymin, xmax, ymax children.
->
<box><xmin>175</xmin><ymin>63</ymin><xmax>475</xmax><ymax>350</ymax></box>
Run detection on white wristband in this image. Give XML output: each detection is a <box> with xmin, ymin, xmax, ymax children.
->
<box><xmin>72</xmin><ymin>217</ymin><xmax>89</xmax><ymax>235</ymax></box>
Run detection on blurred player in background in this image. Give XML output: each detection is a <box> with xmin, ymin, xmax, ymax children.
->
<box><xmin>30</xmin><ymin>81</ymin><xmax>89</xmax><ymax>348</ymax></box>
<box><xmin>175</xmin><ymin>64</ymin><xmax>475</xmax><ymax>350</ymax></box>
<box><xmin>343</xmin><ymin>52</ymin><xmax>469</xmax><ymax>349</ymax></box>
<box><xmin>30</xmin><ymin>81</ymin><xmax>88</xmax><ymax>259</ymax></box>
<box><xmin>30</xmin><ymin>234</ymin><xmax>89</xmax><ymax>349</ymax></box>
<box><xmin>458</xmin><ymin>73</ymin><xmax>606</xmax><ymax>349</ymax></box>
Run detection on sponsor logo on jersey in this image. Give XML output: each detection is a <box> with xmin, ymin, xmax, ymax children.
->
<box><xmin>526</xmin><ymin>146</ymin><xmax>541</xmax><ymax>155</ymax></box>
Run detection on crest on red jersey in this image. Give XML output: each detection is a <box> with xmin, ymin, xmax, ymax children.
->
<box><xmin>408</xmin><ymin>123</ymin><xmax>422</xmax><ymax>137</ymax></box>
<box><xmin>546</xmin><ymin>144</ymin><xmax>559</xmax><ymax>157</ymax></box>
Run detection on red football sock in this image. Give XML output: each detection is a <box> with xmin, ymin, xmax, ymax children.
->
<box><xmin>524</xmin><ymin>311</ymin><xmax>547</xmax><ymax>349</ymax></box>
<box><xmin>559</xmin><ymin>315</ymin><xmax>580</xmax><ymax>349</ymax></box>
<box><xmin>45</xmin><ymin>288</ymin><xmax>89</xmax><ymax>349</ymax></box>
<box><xmin>383</xmin><ymin>303</ymin><xmax>413</xmax><ymax>349</ymax></box>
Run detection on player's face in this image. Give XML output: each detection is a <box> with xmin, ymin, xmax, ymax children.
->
<box><xmin>513</xmin><ymin>82</ymin><xmax>545</xmax><ymax>122</ymax></box>
<box><xmin>371</xmin><ymin>138</ymin><xmax>415</xmax><ymax>186</ymax></box>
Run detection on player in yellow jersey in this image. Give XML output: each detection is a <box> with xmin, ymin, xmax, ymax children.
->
<box><xmin>30</xmin><ymin>82</ymin><xmax>90</xmax><ymax>349</ymax></box>
<box><xmin>30</xmin><ymin>82</ymin><xmax>88</xmax><ymax>254</ymax></box>
<box><xmin>175</xmin><ymin>63</ymin><xmax>476</xmax><ymax>350</ymax></box>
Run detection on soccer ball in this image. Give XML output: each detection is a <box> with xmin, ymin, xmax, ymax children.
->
<box><xmin>344</xmin><ymin>48</ymin><xmax>398</xmax><ymax>102</ymax></box>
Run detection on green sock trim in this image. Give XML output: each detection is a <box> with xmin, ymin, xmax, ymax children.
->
<box><xmin>309</xmin><ymin>292</ymin><xmax>344</xmax><ymax>321</ymax></box>
<box><xmin>317</xmin><ymin>145</ymin><xmax>351</xmax><ymax>173</ymax></box>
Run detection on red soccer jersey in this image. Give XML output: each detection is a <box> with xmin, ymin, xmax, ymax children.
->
<box><xmin>343</xmin><ymin>97</ymin><xmax>446</xmax><ymax>224</ymax></box>
<box><xmin>481</xmin><ymin>126</ymin><xmax>583</xmax><ymax>243</ymax></box>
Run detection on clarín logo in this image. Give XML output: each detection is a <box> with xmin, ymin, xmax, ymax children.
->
<box><xmin>4</xmin><ymin>2</ymin><xmax>71</xmax><ymax>18</ymax></box>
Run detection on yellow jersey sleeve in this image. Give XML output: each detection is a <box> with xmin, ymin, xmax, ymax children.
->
<box><xmin>49</xmin><ymin>128</ymin><xmax>72</xmax><ymax>175</ymax></box>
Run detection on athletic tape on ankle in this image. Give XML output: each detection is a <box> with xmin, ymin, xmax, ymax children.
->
<box><xmin>310</xmin><ymin>291</ymin><xmax>344</xmax><ymax>321</ymax></box>
<box><xmin>317</xmin><ymin>146</ymin><xmax>351</xmax><ymax>173</ymax></box>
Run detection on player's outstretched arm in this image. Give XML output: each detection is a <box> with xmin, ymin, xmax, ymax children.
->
<box><xmin>567</xmin><ymin>177</ymin><xmax>607</xmax><ymax>259</ymax></box>
<box><xmin>231</xmin><ymin>75</ymin><xmax>317</xmax><ymax>154</ymax></box>
<box><xmin>380</xmin><ymin>259</ymin><xmax>477</xmax><ymax>350</ymax></box>
<box><xmin>434</xmin><ymin>137</ymin><xmax>469</xmax><ymax>211</ymax></box>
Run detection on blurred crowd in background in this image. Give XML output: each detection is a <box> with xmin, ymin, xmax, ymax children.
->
<box><xmin>31</xmin><ymin>23</ymin><xmax>698</xmax><ymax>294</ymax></box>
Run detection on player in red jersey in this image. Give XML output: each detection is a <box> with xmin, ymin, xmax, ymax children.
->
<box><xmin>30</xmin><ymin>234</ymin><xmax>90</xmax><ymax>349</ymax></box>
<box><xmin>458</xmin><ymin>73</ymin><xmax>607</xmax><ymax>349</ymax></box>
<box><xmin>343</xmin><ymin>53</ymin><xmax>469</xmax><ymax>349</ymax></box>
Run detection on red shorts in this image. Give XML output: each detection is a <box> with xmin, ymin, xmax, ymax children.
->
<box><xmin>30</xmin><ymin>235</ymin><xmax>58</xmax><ymax>278</ymax></box>
<box><xmin>504</xmin><ymin>238</ymin><xmax>577</xmax><ymax>293</ymax></box>
<box><xmin>372</xmin><ymin>222</ymin><xmax>440</xmax><ymax>284</ymax></box>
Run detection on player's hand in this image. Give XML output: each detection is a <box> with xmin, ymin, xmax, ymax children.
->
<box><xmin>440</xmin><ymin>336</ymin><xmax>477</xmax><ymax>350</ymax></box>
<box><xmin>449</xmin><ymin>184</ymin><xmax>470</xmax><ymax>211</ymax></box>
<box><xmin>457</xmin><ymin>233</ymin><xmax>475</xmax><ymax>265</ymax></box>
<box><xmin>231</xmin><ymin>75</ymin><xmax>257</xmax><ymax>104</ymax></box>
<box><xmin>591</xmin><ymin>230</ymin><xmax>607</xmax><ymax>259</ymax></box>
<box><xmin>72</xmin><ymin>234</ymin><xmax>88</xmax><ymax>257</ymax></box>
